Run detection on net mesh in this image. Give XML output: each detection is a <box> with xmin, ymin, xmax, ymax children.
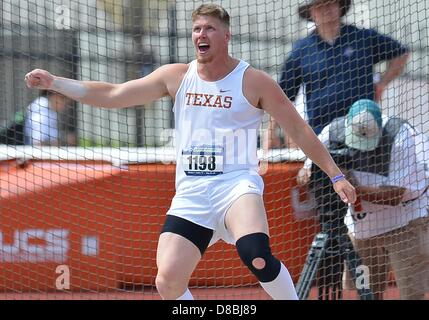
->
<box><xmin>0</xmin><ymin>0</ymin><xmax>428</xmax><ymax>300</ymax></box>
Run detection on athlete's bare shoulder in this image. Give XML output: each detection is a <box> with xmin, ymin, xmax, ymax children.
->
<box><xmin>243</xmin><ymin>66</ymin><xmax>275</xmax><ymax>107</ymax></box>
<box><xmin>245</xmin><ymin>66</ymin><xmax>271</xmax><ymax>81</ymax></box>
<box><xmin>157</xmin><ymin>63</ymin><xmax>190</xmax><ymax>97</ymax></box>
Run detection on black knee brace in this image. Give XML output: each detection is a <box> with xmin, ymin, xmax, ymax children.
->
<box><xmin>235</xmin><ymin>232</ymin><xmax>281</xmax><ymax>283</ymax></box>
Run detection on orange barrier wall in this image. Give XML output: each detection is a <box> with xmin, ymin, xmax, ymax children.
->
<box><xmin>0</xmin><ymin>160</ymin><xmax>318</xmax><ymax>291</ymax></box>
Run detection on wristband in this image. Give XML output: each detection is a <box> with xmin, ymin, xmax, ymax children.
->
<box><xmin>331</xmin><ymin>173</ymin><xmax>345</xmax><ymax>184</ymax></box>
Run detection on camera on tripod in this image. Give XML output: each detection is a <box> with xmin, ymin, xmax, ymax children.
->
<box><xmin>295</xmin><ymin>147</ymin><xmax>374</xmax><ymax>300</ymax></box>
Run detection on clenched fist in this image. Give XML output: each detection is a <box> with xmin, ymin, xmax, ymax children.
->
<box><xmin>24</xmin><ymin>69</ymin><xmax>54</xmax><ymax>90</ymax></box>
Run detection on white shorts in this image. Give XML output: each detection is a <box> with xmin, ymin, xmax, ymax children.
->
<box><xmin>167</xmin><ymin>170</ymin><xmax>264</xmax><ymax>246</ymax></box>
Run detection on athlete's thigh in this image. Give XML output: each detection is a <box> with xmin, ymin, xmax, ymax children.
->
<box><xmin>156</xmin><ymin>232</ymin><xmax>202</xmax><ymax>281</ymax></box>
<box><xmin>224</xmin><ymin>193</ymin><xmax>269</xmax><ymax>242</ymax></box>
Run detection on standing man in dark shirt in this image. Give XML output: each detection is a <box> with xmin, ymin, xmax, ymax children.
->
<box><xmin>266</xmin><ymin>0</ymin><xmax>409</xmax><ymax>148</ymax></box>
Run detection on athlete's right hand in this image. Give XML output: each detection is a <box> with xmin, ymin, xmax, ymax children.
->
<box><xmin>297</xmin><ymin>167</ymin><xmax>311</xmax><ymax>186</ymax></box>
<box><xmin>25</xmin><ymin>69</ymin><xmax>54</xmax><ymax>90</ymax></box>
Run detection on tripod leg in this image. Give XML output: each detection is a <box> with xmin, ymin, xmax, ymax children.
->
<box><xmin>317</xmin><ymin>241</ymin><xmax>344</xmax><ymax>300</ymax></box>
<box><xmin>318</xmin><ymin>275</ymin><xmax>342</xmax><ymax>300</ymax></box>
<box><xmin>339</xmin><ymin>233</ymin><xmax>374</xmax><ymax>300</ymax></box>
<box><xmin>295</xmin><ymin>233</ymin><xmax>329</xmax><ymax>300</ymax></box>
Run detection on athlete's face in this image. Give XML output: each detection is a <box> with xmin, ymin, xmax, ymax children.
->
<box><xmin>310</xmin><ymin>1</ymin><xmax>341</xmax><ymax>26</ymax></box>
<box><xmin>192</xmin><ymin>15</ymin><xmax>230</xmax><ymax>64</ymax></box>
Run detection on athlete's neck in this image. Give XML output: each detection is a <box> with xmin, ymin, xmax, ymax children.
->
<box><xmin>197</xmin><ymin>56</ymin><xmax>239</xmax><ymax>82</ymax></box>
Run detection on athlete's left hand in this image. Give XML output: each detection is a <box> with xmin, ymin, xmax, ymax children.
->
<box><xmin>333</xmin><ymin>178</ymin><xmax>356</xmax><ymax>204</ymax></box>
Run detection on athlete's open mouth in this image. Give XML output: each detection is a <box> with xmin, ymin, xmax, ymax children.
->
<box><xmin>198</xmin><ymin>43</ymin><xmax>210</xmax><ymax>54</ymax></box>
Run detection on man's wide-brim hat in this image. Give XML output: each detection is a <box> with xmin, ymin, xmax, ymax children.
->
<box><xmin>298</xmin><ymin>0</ymin><xmax>352</xmax><ymax>21</ymax></box>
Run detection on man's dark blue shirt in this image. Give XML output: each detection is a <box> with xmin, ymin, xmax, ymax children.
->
<box><xmin>279</xmin><ymin>24</ymin><xmax>408</xmax><ymax>134</ymax></box>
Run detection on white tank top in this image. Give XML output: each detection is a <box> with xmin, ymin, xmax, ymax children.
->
<box><xmin>173</xmin><ymin>59</ymin><xmax>264</xmax><ymax>191</ymax></box>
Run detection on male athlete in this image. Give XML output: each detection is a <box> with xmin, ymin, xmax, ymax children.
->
<box><xmin>25</xmin><ymin>4</ymin><xmax>355</xmax><ymax>300</ymax></box>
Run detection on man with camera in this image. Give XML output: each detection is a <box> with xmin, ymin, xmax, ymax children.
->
<box><xmin>298</xmin><ymin>99</ymin><xmax>429</xmax><ymax>299</ymax></box>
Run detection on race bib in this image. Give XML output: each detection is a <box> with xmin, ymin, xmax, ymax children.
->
<box><xmin>182</xmin><ymin>145</ymin><xmax>224</xmax><ymax>176</ymax></box>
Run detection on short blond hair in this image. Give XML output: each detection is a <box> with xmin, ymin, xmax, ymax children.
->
<box><xmin>191</xmin><ymin>4</ymin><xmax>230</xmax><ymax>27</ymax></box>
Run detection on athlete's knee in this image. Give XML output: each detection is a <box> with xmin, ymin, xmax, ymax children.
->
<box><xmin>155</xmin><ymin>273</ymin><xmax>172</xmax><ymax>297</ymax></box>
<box><xmin>235</xmin><ymin>232</ymin><xmax>281</xmax><ymax>283</ymax></box>
<box><xmin>155</xmin><ymin>272</ymin><xmax>187</xmax><ymax>299</ymax></box>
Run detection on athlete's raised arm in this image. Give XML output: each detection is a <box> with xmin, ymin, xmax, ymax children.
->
<box><xmin>245</xmin><ymin>68</ymin><xmax>356</xmax><ymax>204</ymax></box>
<box><xmin>24</xmin><ymin>64</ymin><xmax>188</xmax><ymax>109</ymax></box>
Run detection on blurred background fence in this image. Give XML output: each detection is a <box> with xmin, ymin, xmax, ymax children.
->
<box><xmin>1</xmin><ymin>0</ymin><xmax>428</xmax><ymax>147</ymax></box>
